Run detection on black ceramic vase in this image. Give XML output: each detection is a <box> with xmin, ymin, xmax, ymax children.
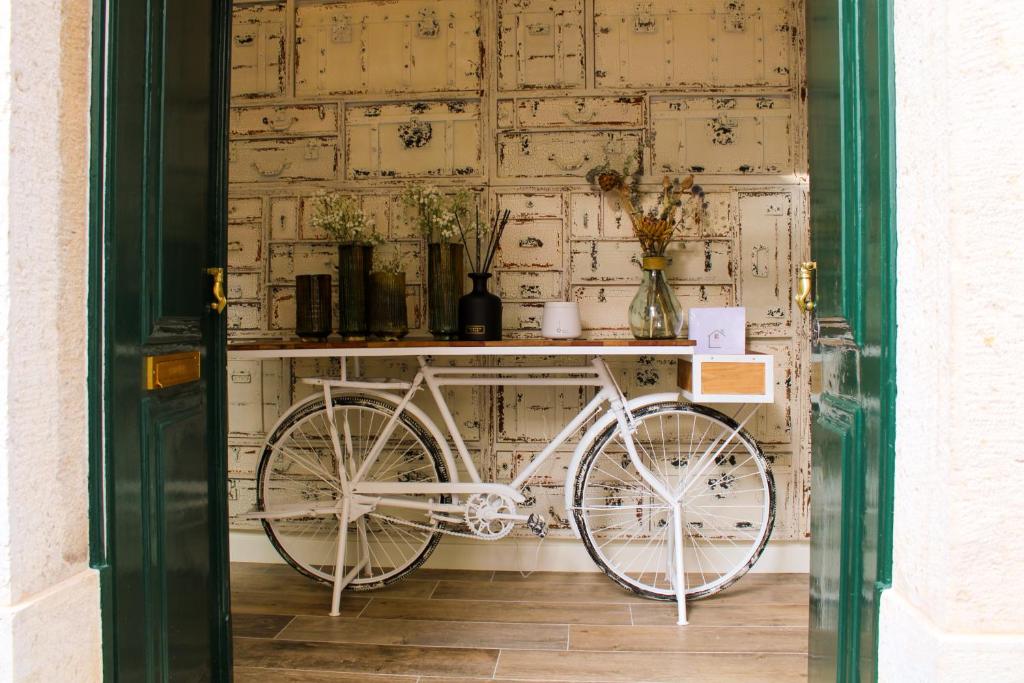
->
<box><xmin>458</xmin><ymin>273</ymin><xmax>502</xmax><ymax>341</ymax></box>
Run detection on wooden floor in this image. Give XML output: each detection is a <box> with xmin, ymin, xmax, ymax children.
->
<box><xmin>231</xmin><ymin>563</ymin><xmax>809</xmax><ymax>683</ymax></box>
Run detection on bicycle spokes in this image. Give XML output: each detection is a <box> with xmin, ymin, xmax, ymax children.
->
<box><xmin>574</xmin><ymin>403</ymin><xmax>774</xmax><ymax>600</ymax></box>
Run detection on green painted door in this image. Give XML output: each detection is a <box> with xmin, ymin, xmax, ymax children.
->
<box><xmin>91</xmin><ymin>0</ymin><xmax>232</xmax><ymax>679</ymax></box>
<box><xmin>805</xmin><ymin>0</ymin><xmax>896</xmax><ymax>680</ymax></box>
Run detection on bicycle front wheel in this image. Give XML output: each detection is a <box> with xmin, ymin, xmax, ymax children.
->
<box><xmin>256</xmin><ymin>394</ymin><xmax>450</xmax><ymax>589</ymax></box>
<box><xmin>572</xmin><ymin>402</ymin><xmax>775</xmax><ymax>600</ymax></box>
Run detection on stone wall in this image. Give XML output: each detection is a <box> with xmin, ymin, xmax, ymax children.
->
<box><xmin>0</xmin><ymin>0</ymin><xmax>101</xmax><ymax>680</ymax></box>
<box><xmin>880</xmin><ymin>0</ymin><xmax>1024</xmax><ymax>678</ymax></box>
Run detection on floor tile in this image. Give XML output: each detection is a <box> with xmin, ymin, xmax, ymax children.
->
<box><xmin>569</xmin><ymin>623</ymin><xmax>808</xmax><ymax>653</ymax></box>
<box><xmin>233</xmin><ymin>614</ymin><xmax>294</xmax><ymax>639</ymax></box>
<box><xmin>279</xmin><ymin>615</ymin><xmax>568</xmax><ymax>650</ymax></box>
<box><xmin>495</xmin><ymin>649</ymin><xmax>808</xmax><ymax>683</ymax></box>
<box><xmin>234</xmin><ymin>637</ymin><xmax>499</xmax><ymax>678</ymax></box>
<box><xmin>361</xmin><ymin>597</ymin><xmax>632</xmax><ymax>625</ymax></box>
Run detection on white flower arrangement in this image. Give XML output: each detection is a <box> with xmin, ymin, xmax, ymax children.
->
<box><xmin>400</xmin><ymin>184</ymin><xmax>472</xmax><ymax>244</ymax></box>
<box><xmin>310</xmin><ymin>192</ymin><xmax>382</xmax><ymax>245</ymax></box>
<box><xmin>372</xmin><ymin>244</ymin><xmax>405</xmax><ymax>276</ymax></box>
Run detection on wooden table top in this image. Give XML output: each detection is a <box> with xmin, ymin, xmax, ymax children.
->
<box><xmin>227</xmin><ymin>337</ymin><xmax>696</xmax><ymax>358</ymax></box>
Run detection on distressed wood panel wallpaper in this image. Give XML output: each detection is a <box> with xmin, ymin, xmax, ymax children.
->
<box><xmin>227</xmin><ymin>0</ymin><xmax>810</xmax><ymax>547</ymax></box>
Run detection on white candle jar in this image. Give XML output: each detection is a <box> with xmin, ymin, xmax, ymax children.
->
<box><xmin>541</xmin><ymin>302</ymin><xmax>583</xmax><ymax>339</ymax></box>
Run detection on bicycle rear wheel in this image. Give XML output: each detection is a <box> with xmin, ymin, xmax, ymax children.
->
<box><xmin>572</xmin><ymin>402</ymin><xmax>775</xmax><ymax>600</ymax></box>
<box><xmin>256</xmin><ymin>393</ymin><xmax>449</xmax><ymax>589</ymax></box>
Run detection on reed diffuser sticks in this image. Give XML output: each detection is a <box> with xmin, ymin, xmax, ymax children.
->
<box><xmin>456</xmin><ymin>208</ymin><xmax>510</xmax><ymax>275</ymax></box>
<box><xmin>455</xmin><ymin>208</ymin><xmax>510</xmax><ymax>341</ymax></box>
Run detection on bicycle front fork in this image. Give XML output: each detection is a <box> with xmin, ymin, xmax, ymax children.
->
<box><xmin>605</xmin><ymin>388</ymin><xmax>689</xmax><ymax>625</ymax></box>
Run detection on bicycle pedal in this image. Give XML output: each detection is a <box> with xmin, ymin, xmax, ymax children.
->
<box><xmin>526</xmin><ymin>514</ymin><xmax>547</xmax><ymax>538</ymax></box>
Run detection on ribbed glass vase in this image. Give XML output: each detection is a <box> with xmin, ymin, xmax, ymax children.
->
<box><xmin>295</xmin><ymin>274</ymin><xmax>332</xmax><ymax>339</ymax></box>
<box><xmin>628</xmin><ymin>256</ymin><xmax>682</xmax><ymax>339</ymax></box>
<box><xmin>338</xmin><ymin>244</ymin><xmax>373</xmax><ymax>340</ymax></box>
<box><xmin>427</xmin><ymin>242</ymin><xmax>464</xmax><ymax>340</ymax></box>
<box><xmin>369</xmin><ymin>271</ymin><xmax>408</xmax><ymax>340</ymax></box>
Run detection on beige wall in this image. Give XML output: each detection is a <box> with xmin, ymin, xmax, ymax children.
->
<box><xmin>226</xmin><ymin>0</ymin><xmax>812</xmax><ymax>566</ymax></box>
<box><xmin>881</xmin><ymin>0</ymin><xmax>1024</xmax><ymax>678</ymax></box>
<box><xmin>0</xmin><ymin>0</ymin><xmax>100</xmax><ymax>681</ymax></box>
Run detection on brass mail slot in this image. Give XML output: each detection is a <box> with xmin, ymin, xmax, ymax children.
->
<box><xmin>146</xmin><ymin>351</ymin><xmax>201</xmax><ymax>390</ymax></box>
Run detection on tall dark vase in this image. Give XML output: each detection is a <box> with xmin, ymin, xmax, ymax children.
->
<box><xmin>295</xmin><ymin>274</ymin><xmax>332</xmax><ymax>339</ymax></box>
<box><xmin>369</xmin><ymin>271</ymin><xmax>409</xmax><ymax>340</ymax></box>
<box><xmin>458</xmin><ymin>272</ymin><xmax>502</xmax><ymax>341</ymax></box>
<box><xmin>338</xmin><ymin>243</ymin><xmax>372</xmax><ymax>340</ymax></box>
<box><xmin>427</xmin><ymin>242</ymin><xmax>464</xmax><ymax>340</ymax></box>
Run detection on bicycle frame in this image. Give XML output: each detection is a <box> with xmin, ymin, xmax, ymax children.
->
<box><xmin>336</xmin><ymin>356</ymin><xmax>670</xmax><ymax>502</ymax></box>
<box><xmin>297</xmin><ymin>354</ymin><xmax>756</xmax><ymax>625</ymax></box>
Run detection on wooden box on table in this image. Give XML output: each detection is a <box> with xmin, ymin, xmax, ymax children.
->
<box><xmin>677</xmin><ymin>353</ymin><xmax>774</xmax><ymax>404</ymax></box>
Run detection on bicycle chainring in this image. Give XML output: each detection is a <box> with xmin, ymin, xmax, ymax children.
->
<box><xmin>464</xmin><ymin>493</ymin><xmax>516</xmax><ymax>540</ymax></box>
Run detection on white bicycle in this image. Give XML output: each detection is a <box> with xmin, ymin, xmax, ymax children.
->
<box><xmin>252</xmin><ymin>354</ymin><xmax>775</xmax><ymax>625</ymax></box>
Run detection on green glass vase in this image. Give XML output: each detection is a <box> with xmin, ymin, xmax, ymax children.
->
<box><xmin>338</xmin><ymin>243</ymin><xmax>373</xmax><ymax>340</ymax></box>
<box><xmin>369</xmin><ymin>271</ymin><xmax>408</xmax><ymax>340</ymax></box>
<box><xmin>427</xmin><ymin>242</ymin><xmax>464</xmax><ymax>340</ymax></box>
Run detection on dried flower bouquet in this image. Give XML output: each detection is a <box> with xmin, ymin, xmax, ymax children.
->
<box><xmin>586</xmin><ymin>163</ymin><xmax>707</xmax><ymax>257</ymax></box>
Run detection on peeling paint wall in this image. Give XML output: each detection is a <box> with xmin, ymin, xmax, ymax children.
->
<box><xmin>227</xmin><ymin>0</ymin><xmax>810</xmax><ymax>547</ymax></box>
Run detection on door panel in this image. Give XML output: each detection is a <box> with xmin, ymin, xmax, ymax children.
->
<box><xmin>810</xmin><ymin>389</ymin><xmax>862</xmax><ymax>682</ymax></box>
<box><xmin>148</xmin><ymin>392</ymin><xmax>211</xmax><ymax>678</ymax></box>
<box><xmin>497</xmin><ymin>0</ymin><xmax>586</xmax><ymax>90</ymax></box>
<box><xmin>806</xmin><ymin>0</ymin><xmax>896</xmax><ymax>680</ymax></box>
<box><xmin>593</xmin><ymin>0</ymin><xmax>793</xmax><ymax>89</ymax></box>
<box><xmin>806</xmin><ymin>0</ymin><xmax>845</xmax><ymax>323</ymax></box>
<box><xmin>97</xmin><ymin>0</ymin><xmax>231</xmax><ymax>679</ymax></box>
<box><xmin>230</xmin><ymin>3</ymin><xmax>286</xmax><ymax>99</ymax></box>
<box><xmin>295</xmin><ymin>0</ymin><xmax>482</xmax><ymax>96</ymax></box>
<box><xmin>650</xmin><ymin>96</ymin><xmax>794</xmax><ymax>175</ymax></box>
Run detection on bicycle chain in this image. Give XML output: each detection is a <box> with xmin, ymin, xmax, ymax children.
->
<box><xmin>366</xmin><ymin>512</ymin><xmax>514</xmax><ymax>541</ymax></box>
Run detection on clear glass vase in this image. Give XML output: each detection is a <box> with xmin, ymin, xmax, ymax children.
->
<box><xmin>628</xmin><ymin>256</ymin><xmax>683</xmax><ymax>339</ymax></box>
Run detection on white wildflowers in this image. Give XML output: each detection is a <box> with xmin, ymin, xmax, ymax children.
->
<box><xmin>310</xmin><ymin>192</ymin><xmax>383</xmax><ymax>245</ymax></box>
<box><xmin>400</xmin><ymin>184</ymin><xmax>472</xmax><ymax>244</ymax></box>
<box><xmin>372</xmin><ymin>244</ymin><xmax>405</xmax><ymax>276</ymax></box>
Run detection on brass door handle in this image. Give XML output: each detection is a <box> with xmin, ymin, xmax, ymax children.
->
<box><xmin>206</xmin><ymin>267</ymin><xmax>227</xmax><ymax>314</ymax></box>
<box><xmin>795</xmin><ymin>261</ymin><xmax>817</xmax><ymax>313</ymax></box>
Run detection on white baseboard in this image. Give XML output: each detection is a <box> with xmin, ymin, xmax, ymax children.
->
<box><xmin>230</xmin><ymin>530</ymin><xmax>810</xmax><ymax>574</ymax></box>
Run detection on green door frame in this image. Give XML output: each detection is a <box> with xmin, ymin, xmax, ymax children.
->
<box><xmin>87</xmin><ymin>0</ymin><xmax>233</xmax><ymax>678</ymax></box>
<box><xmin>867</xmin><ymin>0</ymin><xmax>898</xmax><ymax>670</ymax></box>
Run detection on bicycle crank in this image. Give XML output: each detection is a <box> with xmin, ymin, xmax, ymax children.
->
<box><xmin>464</xmin><ymin>493</ymin><xmax>519</xmax><ymax>539</ymax></box>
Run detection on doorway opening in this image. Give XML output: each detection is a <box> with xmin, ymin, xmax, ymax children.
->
<box><xmin>87</xmin><ymin>0</ymin><xmax>898</xmax><ymax>679</ymax></box>
<box><xmin>223</xmin><ymin>0</ymin><xmax>813</xmax><ymax>679</ymax></box>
